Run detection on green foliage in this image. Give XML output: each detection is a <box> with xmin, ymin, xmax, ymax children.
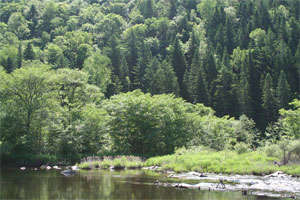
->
<box><xmin>144</xmin><ymin>148</ymin><xmax>300</xmax><ymax>176</ymax></box>
<box><xmin>234</xmin><ymin>143</ymin><xmax>250</xmax><ymax>154</ymax></box>
<box><xmin>0</xmin><ymin>0</ymin><xmax>300</xmax><ymax>166</ymax></box>
<box><xmin>262</xmin><ymin>139</ymin><xmax>300</xmax><ymax>165</ymax></box>
<box><xmin>77</xmin><ymin>156</ymin><xmax>143</xmax><ymax>169</ymax></box>
<box><xmin>280</xmin><ymin>99</ymin><xmax>300</xmax><ymax>139</ymax></box>
<box><xmin>83</xmin><ymin>52</ymin><xmax>112</xmax><ymax>93</ymax></box>
<box><xmin>102</xmin><ymin>90</ymin><xmax>210</xmax><ymax>157</ymax></box>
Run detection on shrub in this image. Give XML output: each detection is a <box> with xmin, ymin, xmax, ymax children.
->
<box><xmin>234</xmin><ymin>143</ymin><xmax>250</xmax><ymax>154</ymax></box>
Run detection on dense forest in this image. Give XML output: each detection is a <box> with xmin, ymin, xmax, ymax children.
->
<box><xmin>0</xmin><ymin>0</ymin><xmax>299</xmax><ymax>164</ymax></box>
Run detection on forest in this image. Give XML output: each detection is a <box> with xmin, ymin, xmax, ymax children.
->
<box><xmin>0</xmin><ymin>0</ymin><xmax>299</xmax><ymax>165</ymax></box>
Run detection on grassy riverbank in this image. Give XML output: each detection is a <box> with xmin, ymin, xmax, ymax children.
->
<box><xmin>77</xmin><ymin>156</ymin><xmax>143</xmax><ymax>169</ymax></box>
<box><xmin>76</xmin><ymin>149</ymin><xmax>300</xmax><ymax>176</ymax></box>
<box><xmin>144</xmin><ymin>149</ymin><xmax>300</xmax><ymax>176</ymax></box>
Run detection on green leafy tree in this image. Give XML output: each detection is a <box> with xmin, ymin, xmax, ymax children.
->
<box><xmin>7</xmin><ymin>12</ymin><xmax>30</xmax><ymax>39</ymax></box>
<box><xmin>102</xmin><ymin>90</ymin><xmax>200</xmax><ymax>157</ymax></box>
<box><xmin>0</xmin><ymin>63</ymin><xmax>55</xmax><ymax>153</ymax></box>
<box><xmin>280</xmin><ymin>100</ymin><xmax>300</xmax><ymax>139</ymax></box>
<box><xmin>82</xmin><ymin>52</ymin><xmax>112</xmax><ymax>93</ymax></box>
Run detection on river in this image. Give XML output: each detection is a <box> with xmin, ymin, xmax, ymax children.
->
<box><xmin>0</xmin><ymin>168</ymin><xmax>290</xmax><ymax>199</ymax></box>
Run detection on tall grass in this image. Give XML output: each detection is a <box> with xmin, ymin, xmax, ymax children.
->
<box><xmin>144</xmin><ymin>150</ymin><xmax>300</xmax><ymax>176</ymax></box>
<box><xmin>77</xmin><ymin>156</ymin><xmax>143</xmax><ymax>169</ymax></box>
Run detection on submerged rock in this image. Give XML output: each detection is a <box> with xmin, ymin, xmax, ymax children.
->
<box><xmin>143</xmin><ymin>166</ymin><xmax>161</xmax><ymax>171</ymax></box>
<box><xmin>40</xmin><ymin>165</ymin><xmax>47</xmax><ymax>169</ymax></box>
<box><xmin>146</xmin><ymin>169</ymin><xmax>300</xmax><ymax>199</ymax></box>
<box><xmin>174</xmin><ymin>183</ymin><xmax>190</xmax><ymax>188</ymax></box>
<box><xmin>61</xmin><ymin>169</ymin><xmax>78</xmax><ymax>176</ymax></box>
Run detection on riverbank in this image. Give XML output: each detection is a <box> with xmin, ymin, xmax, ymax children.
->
<box><xmin>77</xmin><ymin>156</ymin><xmax>143</xmax><ymax>170</ymax></box>
<box><xmin>144</xmin><ymin>169</ymin><xmax>300</xmax><ymax>199</ymax></box>
<box><xmin>144</xmin><ymin>150</ymin><xmax>300</xmax><ymax>176</ymax></box>
<box><xmin>76</xmin><ymin>150</ymin><xmax>300</xmax><ymax>177</ymax></box>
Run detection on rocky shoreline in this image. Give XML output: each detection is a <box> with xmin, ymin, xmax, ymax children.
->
<box><xmin>143</xmin><ymin>166</ymin><xmax>300</xmax><ymax>199</ymax></box>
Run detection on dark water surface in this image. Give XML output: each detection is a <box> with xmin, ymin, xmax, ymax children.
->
<box><xmin>0</xmin><ymin>169</ymin><xmax>285</xmax><ymax>200</ymax></box>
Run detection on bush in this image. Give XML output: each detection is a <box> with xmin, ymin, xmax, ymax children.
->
<box><xmin>234</xmin><ymin>143</ymin><xmax>250</xmax><ymax>154</ymax></box>
<box><xmin>263</xmin><ymin>143</ymin><xmax>282</xmax><ymax>159</ymax></box>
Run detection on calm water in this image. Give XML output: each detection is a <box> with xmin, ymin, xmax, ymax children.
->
<box><xmin>0</xmin><ymin>168</ymin><xmax>284</xmax><ymax>200</ymax></box>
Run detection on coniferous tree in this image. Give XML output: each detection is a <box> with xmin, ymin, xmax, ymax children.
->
<box><xmin>213</xmin><ymin>65</ymin><xmax>237</xmax><ymax>117</ymax></box>
<box><xmin>204</xmin><ymin>51</ymin><xmax>217</xmax><ymax>86</ymax></box>
<box><xmin>144</xmin><ymin>58</ymin><xmax>158</xmax><ymax>94</ymax></box>
<box><xmin>182</xmin><ymin>70</ymin><xmax>191</xmax><ymax>101</ymax></box>
<box><xmin>276</xmin><ymin>70</ymin><xmax>292</xmax><ymax>110</ymax></box>
<box><xmin>126</xmin><ymin>30</ymin><xmax>139</xmax><ymax>81</ymax></box>
<box><xmin>186</xmin><ymin>27</ymin><xmax>200</xmax><ymax>66</ymax></box>
<box><xmin>238</xmin><ymin>61</ymin><xmax>253</xmax><ymax>117</ymax></box>
<box><xmin>139</xmin><ymin>42</ymin><xmax>152</xmax><ymax>91</ymax></box>
<box><xmin>196</xmin><ymin>68</ymin><xmax>208</xmax><ymax>105</ymax></box>
<box><xmin>26</xmin><ymin>4</ymin><xmax>38</xmax><ymax>38</ymax></box>
<box><xmin>120</xmin><ymin>54</ymin><xmax>130</xmax><ymax>92</ymax></box>
<box><xmin>169</xmin><ymin>0</ymin><xmax>177</xmax><ymax>19</ymax></box>
<box><xmin>207</xmin><ymin>7</ymin><xmax>221</xmax><ymax>42</ymax></box>
<box><xmin>188</xmin><ymin>48</ymin><xmax>201</xmax><ymax>102</ymax></box>
<box><xmin>24</xmin><ymin>42</ymin><xmax>35</xmax><ymax>60</ymax></box>
<box><xmin>17</xmin><ymin>42</ymin><xmax>22</xmax><ymax>68</ymax></box>
<box><xmin>262</xmin><ymin>73</ymin><xmax>277</xmax><ymax>128</ymax></box>
<box><xmin>5</xmin><ymin>57</ymin><xmax>14</xmax><ymax>73</ymax></box>
<box><xmin>145</xmin><ymin>0</ymin><xmax>154</xmax><ymax>18</ymax></box>
<box><xmin>106</xmin><ymin>35</ymin><xmax>122</xmax><ymax>77</ymax></box>
<box><xmin>214</xmin><ymin>24</ymin><xmax>224</xmax><ymax>48</ymax></box>
<box><xmin>131</xmin><ymin>60</ymin><xmax>142</xmax><ymax>90</ymax></box>
<box><xmin>171</xmin><ymin>35</ymin><xmax>187</xmax><ymax>97</ymax></box>
<box><xmin>224</xmin><ymin>17</ymin><xmax>234</xmax><ymax>54</ymax></box>
<box><xmin>154</xmin><ymin>60</ymin><xmax>179</xmax><ymax>96</ymax></box>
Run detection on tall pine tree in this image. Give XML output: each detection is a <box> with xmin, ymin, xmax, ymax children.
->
<box><xmin>276</xmin><ymin>70</ymin><xmax>292</xmax><ymax>110</ymax></box>
<box><xmin>171</xmin><ymin>35</ymin><xmax>187</xmax><ymax>97</ymax></box>
<box><xmin>261</xmin><ymin>73</ymin><xmax>277</xmax><ymax>128</ymax></box>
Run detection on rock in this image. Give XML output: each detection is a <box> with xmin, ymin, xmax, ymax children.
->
<box><xmin>174</xmin><ymin>183</ymin><xmax>191</xmax><ymax>188</ymax></box>
<box><xmin>46</xmin><ymin>166</ymin><xmax>52</xmax><ymax>170</ymax></box>
<box><xmin>61</xmin><ymin>169</ymin><xmax>77</xmax><ymax>176</ymax></box>
<box><xmin>34</xmin><ymin>168</ymin><xmax>37</xmax><ymax>171</ymax></box>
<box><xmin>187</xmin><ymin>171</ymin><xmax>201</xmax><ymax>177</ymax></box>
<box><xmin>168</xmin><ymin>174</ymin><xmax>180</xmax><ymax>178</ymax></box>
<box><xmin>53</xmin><ymin>166</ymin><xmax>61</xmax><ymax>170</ymax></box>
<box><xmin>71</xmin><ymin>165</ymin><xmax>79</xmax><ymax>171</ymax></box>
<box><xmin>20</xmin><ymin>167</ymin><xmax>26</xmax><ymax>170</ymax></box>
<box><xmin>264</xmin><ymin>171</ymin><xmax>288</xmax><ymax>178</ymax></box>
<box><xmin>40</xmin><ymin>165</ymin><xmax>47</xmax><ymax>169</ymax></box>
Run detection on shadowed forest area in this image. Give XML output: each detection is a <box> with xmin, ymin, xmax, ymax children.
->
<box><xmin>0</xmin><ymin>0</ymin><xmax>299</xmax><ymax>166</ymax></box>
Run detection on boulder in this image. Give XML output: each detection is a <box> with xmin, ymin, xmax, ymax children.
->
<box><xmin>264</xmin><ymin>171</ymin><xmax>289</xmax><ymax>178</ymax></box>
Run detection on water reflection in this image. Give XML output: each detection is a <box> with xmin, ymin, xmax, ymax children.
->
<box><xmin>0</xmin><ymin>169</ymin><xmax>285</xmax><ymax>200</ymax></box>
